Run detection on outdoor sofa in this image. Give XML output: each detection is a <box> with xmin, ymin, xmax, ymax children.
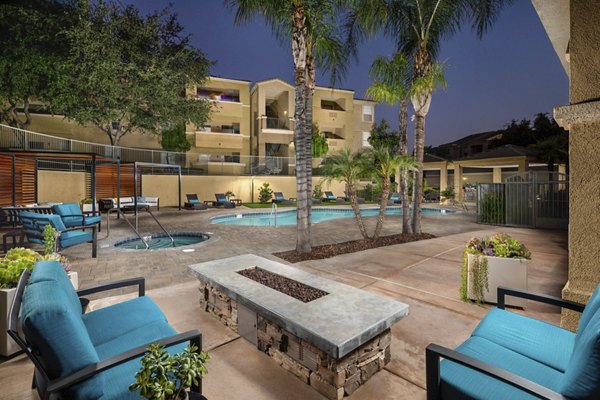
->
<box><xmin>8</xmin><ymin>261</ymin><xmax>205</xmax><ymax>399</ymax></box>
<box><xmin>52</xmin><ymin>202</ymin><xmax>102</xmax><ymax>232</ymax></box>
<box><xmin>426</xmin><ymin>284</ymin><xmax>600</xmax><ymax>399</ymax></box>
<box><xmin>19</xmin><ymin>211</ymin><xmax>97</xmax><ymax>258</ymax></box>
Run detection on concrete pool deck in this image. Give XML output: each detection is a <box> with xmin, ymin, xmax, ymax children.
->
<box><xmin>0</xmin><ymin>206</ymin><xmax>568</xmax><ymax>399</ymax></box>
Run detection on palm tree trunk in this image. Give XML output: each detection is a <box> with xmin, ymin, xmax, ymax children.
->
<box><xmin>412</xmin><ymin>112</ymin><xmax>425</xmax><ymax>234</ymax></box>
<box><xmin>305</xmin><ymin>53</ymin><xmax>316</xmax><ymax>233</ymax></box>
<box><xmin>398</xmin><ymin>100</ymin><xmax>411</xmax><ymax>234</ymax></box>
<box><xmin>349</xmin><ymin>186</ymin><xmax>369</xmax><ymax>239</ymax></box>
<box><xmin>292</xmin><ymin>7</ymin><xmax>311</xmax><ymax>253</ymax></box>
<box><xmin>373</xmin><ymin>178</ymin><xmax>390</xmax><ymax>240</ymax></box>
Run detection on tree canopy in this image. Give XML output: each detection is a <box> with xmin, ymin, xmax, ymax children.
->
<box><xmin>368</xmin><ymin>119</ymin><xmax>400</xmax><ymax>153</ymax></box>
<box><xmin>52</xmin><ymin>1</ymin><xmax>212</xmax><ymax>145</ymax></box>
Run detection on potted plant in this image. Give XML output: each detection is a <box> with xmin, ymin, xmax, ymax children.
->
<box><xmin>0</xmin><ymin>247</ymin><xmax>41</xmax><ymax>356</ymax></box>
<box><xmin>440</xmin><ymin>187</ymin><xmax>455</xmax><ymax>204</ymax></box>
<box><xmin>312</xmin><ymin>183</ymin><xmax>323</xmax><ymax>204</ymax></box>
<box><xmin>460</xmin><ymin>233</ymin><xmax>531</xmax><ymax>307</ymax></box>
<box><xmin>80</xmin><ymin>197</ymin><xmax>94</xmax><ymax>212</ymax></box>
<box><xmin>130</xmin><ymin>342</ymin><xmax>209</xmax><ymax>399</ymax></box>
<box><xmin>42</xmin><ymin>225</ymin><xmax>78</xmax><ymax>289</ymax></box>
<box><xmin>224</xmin><ymin>190</ymin><xmax>235</xmax><ymax>202</ymax></box>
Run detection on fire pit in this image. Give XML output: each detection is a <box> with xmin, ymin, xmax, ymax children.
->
<box><xmin>189</xmin><ymin>254</ymin><xmax>409</xmax><ymax>400</ymax></box>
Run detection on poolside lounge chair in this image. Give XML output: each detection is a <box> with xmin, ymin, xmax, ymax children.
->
<box><xmin>185</xmin><ymin>194</ymin><xmax>209</xmax><ymax>210</ymax></box>
<box><xmin>323</xmin><ymin>191</ymin><xmax>343</xmax><ymax>203</ymax></box>
<box><xmin>211</xmin><ymin>193</ymin><xmax>236</xmax><ymax>208</ymax></box>
<box><xmin>387</xmin><ymin>192</ymin><xmax>401</xmax><ymax>205</ymax></box>
<box><xmin>272</xmin><ymin>192</ymin><xmax>296</xmax><ymax>205</ymax></box>
<box><xmin>20</xmin><ymin>211</ymin><xmax>97</xmax><ymax>258</ymax></box>
<box><xmin>52</xmin><ymin>202</ymin><xmax>102</xmax><ymax>232</ymax></box>
<box><xmin>343</xmin><ymin>191</ymin><xmax>365</xmax><ymax>204</ymax></box>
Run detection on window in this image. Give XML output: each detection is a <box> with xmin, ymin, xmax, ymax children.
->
<box><xmin>321</xmin><ymin>100</ymin><xmax>344</xmax><ymax>111</ymax></box>
<box><xmin>196</xmin><ymin>88</ymin><xmax>240</xmax><ymax>102</ymax></box>
<box><xmin>362</xmin><ymin>131</ymin><xmax>371</xmax><ymax>147</ymax></box>
<box><xmin>362</xmin><ymin>105</ymin><xmax>373</xmax><ymax>122</ymax></box>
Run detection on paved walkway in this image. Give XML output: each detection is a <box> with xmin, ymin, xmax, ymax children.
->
<box><xmin>0</xmin><ymin>206</ymin><xmax>568</xmax><ymax>399</ymax></box>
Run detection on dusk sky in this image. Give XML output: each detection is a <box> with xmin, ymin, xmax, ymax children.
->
<box><xmin>129</xmin><ymin>0</ymin><xmax>568</xmax><ymax>147</ymax></box>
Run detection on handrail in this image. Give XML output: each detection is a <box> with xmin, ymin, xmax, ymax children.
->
<box><xmin>110</xmin><ymin>209</ymin><xmax>149</xmax><ymax>250</ymax></box>
<box><xmin>269</xmin><ymin>202</ymin><xmax>278</xmax><ymax>227</ymax></box>
<box><xmin>146</xmin><ymin>208</ymin><xmax>175</xmax><ymax>246</ymax></box>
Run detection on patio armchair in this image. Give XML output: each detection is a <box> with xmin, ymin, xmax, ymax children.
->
<box><xmin>20</xmin><ymin>211</ymin><xmax>97</xmax><ymax>258</ymax></box>
<box><xmin>8</xmin><ymin>261</ymin><xmax>206</xmax><ymax>400</ymax></box>
<box><xmin>52</xmin><ymin>202</ymin><xmax>102</xmax><ymax>232</ymax></box>
<box><xmin>426</xmin><ymin>284</ymin><xmax>600</xmax><ymax>399</ymax></box>
<box><xmin>185</xmin><ymin>194</ymin><xmax>209</xmax><ymax>210</ymax></box>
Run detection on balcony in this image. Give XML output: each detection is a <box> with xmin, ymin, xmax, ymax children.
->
<box><xmin>195</xmin><ymin>126</ymin><xmax>245</xmax><ymax>150</ymax></box>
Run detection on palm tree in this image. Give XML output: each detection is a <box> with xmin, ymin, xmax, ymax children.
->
<box><xmin>228</xmin><ymin>0</ymin><xmax>348</xmax><ymax>253</ymax></box>
<box><xmin>366</xmin><ymin>53</ymin><xmax>412</xmax><ymax>234</ymax></box>
<box><xmin>348</xmin><ymin>0</ymin><xmax>510</xmax><ymax>233</ymax></box>
<box><xmin>321</xmin><ymin>148</ymin><xmax>370</xmax><ymax>239</ymax></box>
<box><xmin>367</xmin><ymin>145</ymin><xmax>417</xmax><ymax>240</ymax></box>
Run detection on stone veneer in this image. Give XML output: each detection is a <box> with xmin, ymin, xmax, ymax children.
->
<box><xmin>198</xmin><ymin>280</ymin><xmax>391</xmax><ymax>399</ymax></box>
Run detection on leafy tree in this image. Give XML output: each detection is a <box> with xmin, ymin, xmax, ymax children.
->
<box><xmin>53</xmin><ymin>1</ymin><xmax>212</xmax><ymax>146</ymax></box>
<box><xmin>0</xmin><ymin>0</ymin><xmax>73</xmax><ymax>129</ymax></box>
<box><xmin>228</xmin><ymin>0</ymin><xmax>349</xmax><ymax>253</ymax></box>
<box><xmin>493</xmin><ymin>119</ymin><xmax>535</xmax><ymax>147</ymax></box>
<box><xmin>349</xmin><ymin>0</ymin><xmax>510</xmax><ymax>233</ymax></box>
<box><xmin>258</xmin><ymin>182</ymin><xmax>274</xmax><ymax>204</ymax></box>
<box><xmin>368</xmin><ymin>119</ymin><xmax>400</xmax><ymax>153</ymax></box>
<box><xmin>160</xmin><ymin>125</ymin><xmax>192</xmax><ymax>153</ymax></box>
<box><xmin>312</xmin><ymin>124</ymin><xmax>329</xmax><ymax>157</ymax></box>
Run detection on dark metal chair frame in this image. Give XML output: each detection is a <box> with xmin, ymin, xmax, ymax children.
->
<box><xmin>425</xmin><ymin>286</ymin><xmax>586</xmax><ymax>400</ymax></box>
<box><xmin>26</xmin><ymin>217</ymin><xmax>98</xmax><ymax>258</ymax></box>
<box><xmin>8</xmin><ymin>271</ymin><xmax>205</xmax><ymax>400</ymax></box>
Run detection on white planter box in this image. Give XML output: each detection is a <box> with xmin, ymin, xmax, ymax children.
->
<box><xmin>82</xmin><ymin>204</ymin><xmax>93</xmax><ymax>213</ymax></box>
<box><xmin>68</xmin><ymin>271</ymin><xmax>79</xmax><ymax>290</ymax></box>
<box><xmin>0</xmin><ymin>288</ymin><xmax>20</xmax><ymax>357</ymax></box>
<box><xmin>467</xmin><ymin>254</ymin><xmax>528</xmax><ymax>308</ymax></box>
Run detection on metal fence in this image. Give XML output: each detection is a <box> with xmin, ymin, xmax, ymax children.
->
<box><xmin>477</xmin><ymin>172</ymin><xmax>568</xmax><ymax>229</ymax></box>
<box><xmin>0</xmin><ymin>124</ymin><xmax>299</xmax><ymax>176</ymax></box>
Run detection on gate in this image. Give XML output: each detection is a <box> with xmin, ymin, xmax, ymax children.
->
<box><xmin>477</xmin><ymin>171</ymin><xmax>568</xmax><ymax>229</ymax></box>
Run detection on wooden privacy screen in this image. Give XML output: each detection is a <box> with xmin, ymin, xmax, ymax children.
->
<box><xmin>0</xmin><ymin>154</ymin><xmax>36</xmax><ymax>207</ymax></box>
<box><xmin>94</xmin><ymin>163</ymin><xmax>137</xmax><ymax>199</ymax></box>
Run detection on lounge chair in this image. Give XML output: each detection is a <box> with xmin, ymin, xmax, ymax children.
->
<box><xmin>213</xmin><ymin>193</ymin><xmax>236</xmax><ymax>208</ymax></box>
<box><xmin>323</xmin><ymin>191</ymin><xmax>343</xmax><ymax>203</ymax></box>
<box><xmin>185</xmin><ymin>194</ymin><xmax>209</xmax><ymax>210</ymax></box>
<box><xmin>272</xmin><ymin>192</ymin><xmax>296</xmax><ymax>205</ymax></box>
<box><xmin>426</xmin><ymin>284</ymin><xmax>600</xmax><ymax>399</ymax></box>
<box><xmin>20</xmin><ymin>211</ymin><xmax>97</xmax><ymax>258</ymax></box>
<box><xmin>8</xmin><ymin>262</ymin><xmax>205</xmax><ymax>400</ymax></box>
<box><xmin>52</xmin><ymin>202</ymin><xmax>102</xmax><ymax>232</ymax></box>
<box><xmin>387</xmin><ymin>192</ymin><xmax>401</xmax><ymax>205</ymax></box>
<box><xmin>344</xmin><ymin>191</ymin><xmax>365</xmax><ymax>204</ymax></box>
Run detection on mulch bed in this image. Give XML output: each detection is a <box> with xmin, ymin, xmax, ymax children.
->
<box><xmin>237</xmin><ymin>266</ymin><xmax>328</xmax><ymax>302</ymax></box>
<box><xmin>274</xmin><ymin>233</ymin><xmax>436</xmax><ymax>263</ymax></box>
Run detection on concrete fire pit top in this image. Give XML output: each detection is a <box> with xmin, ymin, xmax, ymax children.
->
<box><xmin>189</xmin><ymin>254</ymin><xmax>409</xmax><ymax>358</ymax></box>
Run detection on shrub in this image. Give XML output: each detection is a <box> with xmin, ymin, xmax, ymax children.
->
<box><xmin>440</xmin><ymin>187</ymin><xmax>455</xmax><ymax>199</ymax></box>
<box><xmin>258</xmin><ymin>183</ymin><xmax>273</xmax><ymax>204</ymax></box>
<box><xmin>479</xmin><ymin>191</ymin><xmax>505</xmax><ymax>224</ymax></box>
<box><xmin>312</xmin><ymin>183</ymin><xmax>323</xmax><ymax>199</ymax></box>
<box><xmin>0</xmin><ymin>248</ymin><xmax>41</xmax><ymax>288</ymax></box>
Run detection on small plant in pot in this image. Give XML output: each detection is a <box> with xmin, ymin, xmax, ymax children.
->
<box><xmin>41</xmin><ymin>225</ymin><xmax>76</xmax><ymax>288</ymax></box>
<box><xmin>130</xmin><ymin>342</ymin><xmax>209</xmax><ymax>399</ymax></box>
<box><xmin>0</xmin><ymin>247</ymin><xmax>41</xmax><ymax>289</ymax></box>
<box><xmin>460</xmin><ymin>233</ymin><xmax>531</xmax><ymax>307</ymax></box>
<box><xmin>80</xmin><ymin>197</ymin><xmax>94</xmax><ymax>212</ymax></box>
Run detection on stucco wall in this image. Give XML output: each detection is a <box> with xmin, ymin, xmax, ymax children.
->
<box><xmin>38</xmin><ymin>171</ymin><xmax>87</xmax><ymax>203</ymax></box>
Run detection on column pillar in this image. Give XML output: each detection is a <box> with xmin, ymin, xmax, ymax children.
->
<box><xmin>517</xmin><ymin>159</ymin><xmax>529</xmax><ymax>173</ymax></box>
<box><xmin>439</xmin><ymin>163</ymin><xmax>448</xmax><ymax>192</ymax></box>
<box><xmin>453</xmin><ymin>163</ymin><xmax>463</xmax><ymax>202</ymax></box>
<box><xmin>492</xmin><ymin>167</ymin><xmax>502</xmax><ymax>183</ymax></box>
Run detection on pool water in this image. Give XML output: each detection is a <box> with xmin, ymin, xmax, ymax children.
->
<box><xmin>211</xmin><ymin>207</ymin><xmax>454</xmax><ymax>227</ymax></box>
<box><xmin>114</xmin><ymin>232</ymin><xmax>209</xmax><ymax>250</ymax></box>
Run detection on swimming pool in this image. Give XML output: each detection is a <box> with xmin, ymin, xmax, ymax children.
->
<box><xmin>211</xmin><ymin>207</ymin><xmax>454</xmax><ymax>227</ymax></box>
<box><xmin>114</xmin><ymin>232</ymin><xmax>209</xmax><ymax>250</ymax></box>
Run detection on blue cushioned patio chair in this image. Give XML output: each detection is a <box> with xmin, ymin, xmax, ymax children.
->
<box><xmin>213</xmin><ymin>193</ymin><xmax>235</xmax><ymax>208</ymax></box>
<box><xmin>7</xmin><ymin>262</ymin><xmax>206</xmax><ymax>400</ymax></box>
<box><xmin>388</xmin><ymin>192</ymin><xmax>401</xmax><ymax>205</ymax></box>
<box><xmin>52</xmin><ymin>202</ymin><xmax>102</xmax><ymax>232</ymax></box>
<box><xmin>426</xmin><ymin>284</ymin><xmax>600</xmax><ymax>400</ymax></box>
<box><xmin>19</xmin><ymin>211</ymin><xmax>97</xmax><ymax>258</ymax></box>
<box><xmin>272</xmin><ymin>192</ymin><xmax>296</xmax><ymax>205</ymax></box>
<box><xmin>323</xmin><ymin>191</ymin><xmax>343</xmax><ymax>203</ymax></box>
<box><xmin>185</xmin><ymin>194</ymin><xmax>209</xmax><ymax>210</ymax></box>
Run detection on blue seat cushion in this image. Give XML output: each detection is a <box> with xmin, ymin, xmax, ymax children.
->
<box><xmin>440</xmin><ymin>336</ymin><xmax>563</xmax><ymax>400</ymax></box>
<box><xmin>578</xmin><ymin>283</ymin><xmax>600</xmax><ymax>333</ymax></box>
<box><xmin>60</xmin><ymin>230</ymin><xmax>93</xmax><ymax>248</ymax></box>
<box><xmin>94</xmin><ymin>321</ymin><xmax>185</xmax><ymax>400</ymax></box>
<box><xmin>189</xmin><ymin>198</ymin><xmax>199</xmax><ymax>204</ymax></box>
<box><xmin>561</xmin><ymin>309</ymin><xmax>600</xmax><ymax>398</ymax></box>
<box><xmin>22</xmin><ymin>279</ymin><xmax>103</xmax><ymax>399</ymax></box>
<box><xmin>83</xmin><ymin>296</ymin><xmax>168</xmax><ymax>346</ymax></box>
<box><xmin>472</xmin><ymin>308</ymin><xmax>575</xmax><ymax>372</ymax></box>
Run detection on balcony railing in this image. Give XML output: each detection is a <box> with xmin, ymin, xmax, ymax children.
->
<box><xmin>261</xmin><ymin>117</ymin><xmax>294</xmax><ymax>131</ymax></box>
<box><xmin>0</xmin><ymin>124</ymin><xmax>305</xmax><ymax>176</ymax></box>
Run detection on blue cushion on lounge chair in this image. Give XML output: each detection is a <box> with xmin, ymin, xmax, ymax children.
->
<box><xmin>95</xmin><ymin>321</ymin><xmax>185</xmax><ymax>400</ymax></box>
<box><xmin>83</xmin><ymin>297</ymin><xmax>168</xmax><ymax>346</ymax></box>
<box><xmin>60</xmin><ymin>230</ymin><xmax>93</xmax><ymax>248</ymax></box>
<box><xmin>189</xmin><ymin>198</ymin><xmax>199</xmax><ymax>204</ymax></box>
<box><xmin>22</xmin><ymin>274</ymin><xmax>103</xmax><ymax>399</ymax></box>
<box><xmin>472</xmin><ymin>308</ymin><xmax>575</xmax><ymax>372</ymax></box>
<box><xmin>440</xmin><ymin>336</ymin><xmax>563</xmax><ymax>400</ymax></box>
<box><xmin>578</xmin><ymin>284</ymin><xmax>600</xmax><ymax>333</ymax></box>
<box><xmin>560</xmin><ymin>309</ymin><xmax>600</xmax><ymax>398</ymax></box>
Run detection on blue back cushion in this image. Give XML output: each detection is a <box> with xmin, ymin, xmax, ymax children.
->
<box><xmin>53</xmin><ymin>203</ymin><xmax>82</xmax><ymax>217</ymax></box>
<box><xmin>20</xmin><ymin>212</ymin><xmax>67</xmax><ymax>243</ymax></box>
<box><xmin>22</xmin><ymin>263</ymin><xmax>103</xmax><ymax>399</ymax></box>
<box><xmin>275</xmin><ymin>192</ymin><xmax>284</xmax><ymax>201</ymax></box>
<box><xmin>561</xmin><ymin>309</ymin><xmax>600</xmax><ymax>398</ymax></box>
<box><xmin>578</xmin><ymin>284</ymin><xmax>600</xmax><ymax>333</ymax></box>
<box><xmin>215</xmin><ymin>193</ymin><xmax>227</xmax><ymax>203</ymax></box>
